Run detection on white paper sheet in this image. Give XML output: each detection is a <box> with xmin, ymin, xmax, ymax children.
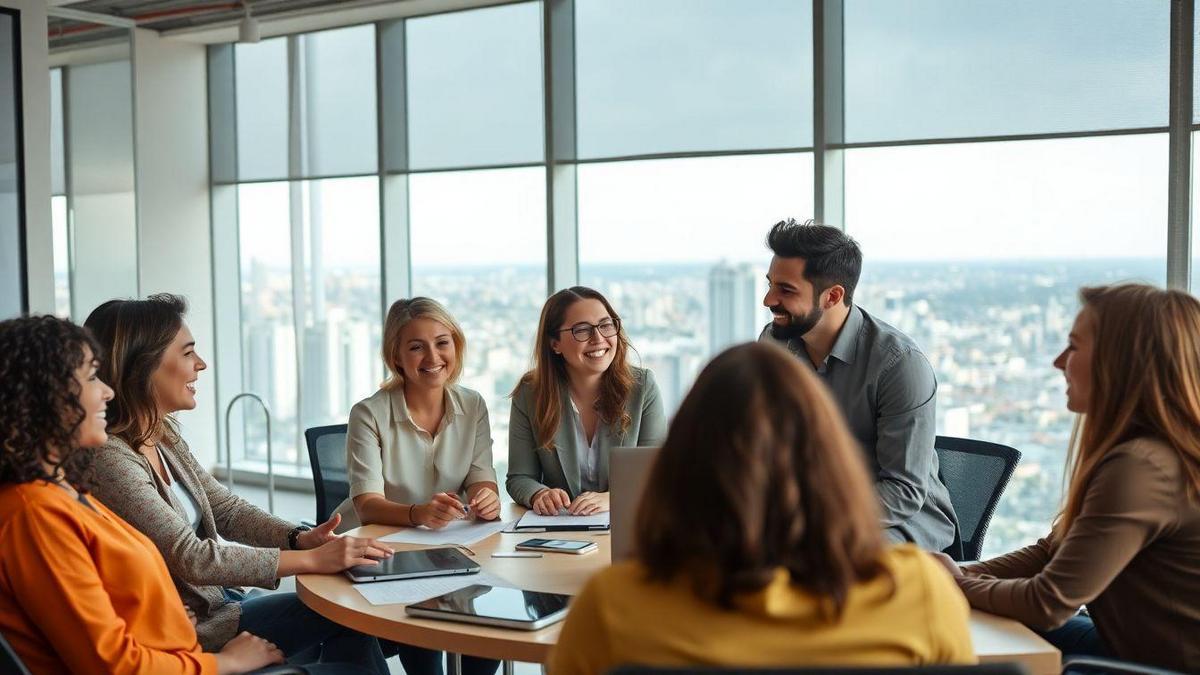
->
<box><xmin>515</xmin><ymin>510</ymin><xmax>610</xmax><ymax>529</ymax></box>
<box><xmin>378</xmin><ymin>518</ymin><xmax>510</xmax><ymax>546</ymax></box>
<box><xmin>352</xmin><ymin>571</ymin><xmax>513</xmax><ymax>606</ymax></box>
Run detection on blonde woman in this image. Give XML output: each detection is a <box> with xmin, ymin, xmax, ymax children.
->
<box><xmin>337</xmin><ymin>297</ymin><xmax>500</xmax><ymax>675</ymax></box>
<box><xmin>336</xmin><ymin>297</ymin><xmax>499</xmax><ymax>530</ymax></box>
<box><xmin>506</xmin><ymin>287</ymin><xmax>667</xmax><ymax>515</ymax></box>
<box><xmin>935</xmin><ymin>284</ymin><xmax>1200</xmax><ymax>672</ymax></box>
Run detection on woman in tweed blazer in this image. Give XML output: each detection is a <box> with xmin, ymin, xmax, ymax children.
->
<box><xmin>86</xmin><ymin>294</ymin><xmax>392</xmax><ymax>674</ymax></box>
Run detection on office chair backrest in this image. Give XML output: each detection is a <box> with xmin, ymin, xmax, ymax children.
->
<box><xmin>935</xmin><ymin>435</ymin><xmax>1021</xmax><ymax>561</ymax></box>
<box><xmin>610</xmin><ymin>664</ymin><xmax>1029</xmax><ymax>675</ymax></box>
<box><xmin>0</xmin><ymin>630</ymin><xmax>32</xmax><ymax>675</ymax></box>
<box><xmin>304</xmin><ymin>424</ymin><xmax>350</xmax><ymax>524</ymax></box>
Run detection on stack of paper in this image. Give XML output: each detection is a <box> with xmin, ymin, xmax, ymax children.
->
<box><xmin>378</xmin><ymin>518</ymin><xmax>510</xmax><ymax>546</ymax></box>
<box><xmin>514</xmin><ymin>510</ymin><xmax>610</xmax><ymax>530</ymax></box>
<box><xmin>352</xmin><ymin>571</ymin><xmax>513</xmax><ymax>606</ymax></box>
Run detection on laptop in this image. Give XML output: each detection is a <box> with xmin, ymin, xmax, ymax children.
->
<box><xmin>609</xmin><ymin>446</ymin><xmax>662</xmax><ymax>562</ymax></box>
<box><xmin>406</xmin><ymin>584</ymin><xmax>572</xmax><ymax>631</ymax></box>
<box><xmin>343</xmin><ymin>546</ymin><xmax>480</xmax><ymax>583</ymax></box>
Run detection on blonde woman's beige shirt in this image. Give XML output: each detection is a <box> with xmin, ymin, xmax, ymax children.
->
<box><xmin>334</xmin><ymin>384</ymin><xmax>498</xmax><ymax>529</ymax></box>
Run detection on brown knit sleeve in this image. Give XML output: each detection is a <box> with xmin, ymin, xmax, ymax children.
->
<box><xmin>962</xmin><ymin>538</ymin><xmax>1053</xmax><ymax>579</ymax></box>
<box><xmin>90</xmin><ymin>438</ymin><xmax>282</xmax><ymax>589</ymax></box>
<box><xmin>954</xmin><ymin>440</ymin><xmax>1179</xmax><ymax>630</ymax></box>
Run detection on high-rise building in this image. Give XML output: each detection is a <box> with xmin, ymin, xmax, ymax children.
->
<box><xmin>708</xmin><ymin>261</ymin><xmax>760</xmax><ymax>354</ymax></box>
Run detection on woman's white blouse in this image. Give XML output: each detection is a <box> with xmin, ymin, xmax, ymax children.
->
<box><xmin>334</xmin><ymin>384</ymin><xmax>497</xmax><ymax>529</ymax></box>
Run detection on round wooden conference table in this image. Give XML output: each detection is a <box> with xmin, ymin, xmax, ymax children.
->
<box><xmin>297</xmin><ymin>505</ymin><xmax>1061</xmax><ymax>675</ymax></box>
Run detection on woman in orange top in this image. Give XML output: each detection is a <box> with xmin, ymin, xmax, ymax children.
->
<box><xmin>0</xmin><ymin>315</ymin><xmax>284</xmax><ymax>674</ymax></box>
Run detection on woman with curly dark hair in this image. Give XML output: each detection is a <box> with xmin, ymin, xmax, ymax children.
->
<box><xmin>0</xmin><ymin>315</ymin><xmax>285</xmax><ymax>673</ymax></box>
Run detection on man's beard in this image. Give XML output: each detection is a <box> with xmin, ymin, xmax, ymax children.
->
<box><xmin>769</xmin><ymin>305</ymin><xmax>824</xmax><ymax>341</ymax></box>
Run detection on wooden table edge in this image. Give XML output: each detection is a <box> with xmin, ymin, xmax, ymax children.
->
<box><xmin>295</xmin><ymin>577</ymin><xmax>558</xmax><ymax>663</ymax></box>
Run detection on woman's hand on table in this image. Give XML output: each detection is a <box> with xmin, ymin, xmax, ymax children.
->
<box><xmin>295</xmin><ymin>513</ymin><xmax>342</xmax><ymax>550</ymax></box>
<box><xmin>568</xmin><ymin>491</ymin><xmax>608</xmax><ymax>515</ymax></box>
<box><xmin>467</xmin><ymin>486</ymin><xmax>501</xmax><ymax>521</ymax></box>
<box><xmin>531</xmin><ymin>488</ymin><xmax>571</xmax><ymax>515</ymax></box>
<box><xmin>413</xmin><ymin>492</ymin><xmax>468</xmax><ymax>530</ymax></box>
<box><xmin>305</xmin><ymin>534</ymin><xmax>393</xmax><ymax>573</ymax></box>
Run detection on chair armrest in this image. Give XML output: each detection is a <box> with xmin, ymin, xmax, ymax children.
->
<box><xmin>252</xmin><ymin>666</ymin><xmax>309</xmax><ymax>675</ymax></box>
<box><xmin>1063</xmin><ymin>656</ymin><xmax>1187</xmax><ymax>675</ymax></box>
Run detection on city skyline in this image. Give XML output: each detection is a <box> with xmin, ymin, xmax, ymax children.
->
<box><xmin>227</xmin><ymin>255</ymin><xmax>1162</xmax><ymax>558</ymax></box>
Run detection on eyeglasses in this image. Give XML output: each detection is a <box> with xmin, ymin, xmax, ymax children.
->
<box><xmin>556</xmin><ymin>318</ymin><xmax>621</xmax><ymax>343</ymax></box>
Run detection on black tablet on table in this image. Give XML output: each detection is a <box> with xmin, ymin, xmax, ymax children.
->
<box><xmin>343</xmin><ymin>547</ymin><xmax>479</xmax><ymax>583</ymax></box>
<box><xmin>405</xmin><ymin>584</ymin><xmax>571</xmax><ymax>630</ymax></box>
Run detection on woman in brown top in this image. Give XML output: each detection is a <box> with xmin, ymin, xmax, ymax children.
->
<box><xmin>84</xmin><ymin>294</ymin><xmax>394</xmax><ymax>673</ymax></box>
<box><xmin>935</xmin><ymin>284</ymin><xmax>1200</xmax><ymax>671</ymax></box>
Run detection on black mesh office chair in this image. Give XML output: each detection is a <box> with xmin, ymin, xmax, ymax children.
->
<box><xmin>0</xmin><ymin>631</ymin><xmax>32</xmax><ymax>675</ymax></box>
<box><xmin>935</xmin><ymin>436</ymin><xmax>1021</xmax><ymax>561</ymax></box>
<box><xmin>611</xmin><ymin>664</ymin><xmax>1029</xmax><ymax>675</ymax></box>
<box><xmin>304</xmin><ymin>424</ymin><xmax>350</xmax><ymax>524</ymax></box>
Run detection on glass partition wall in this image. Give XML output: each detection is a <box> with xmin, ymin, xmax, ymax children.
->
<box><xmin>46</xmin><ymin>36</ymin><xmax>137</xmax><ymax>323</ymax></box>
<box><xmin>0</xmin><ymin>8</ymin><xmax>23</xmax><ymax>319</ymax></box>
<box><xmin>210</xmin><ymin>0</ymin><xmax>1189</xmax><ymax>557</ymax></box>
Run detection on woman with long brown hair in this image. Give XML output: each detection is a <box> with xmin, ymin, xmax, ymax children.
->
<box><xmin>936</xmin><ymin>284</ymin><xmax>1200</xmax><ymax>672</ymax></box>
<box><xmin>548</xmin><ymin>342</ymin><xmax>974</xmax><ymax>674</ymax></box>
<box><xmin>506</xmin><ymin>286</ymin><xmax>666</xmax><ymax>515</ymax></box>
<box><xmin>83</xmin><ymin>295</ymin><xmax>393</xmax><ymax>674</ymax></box>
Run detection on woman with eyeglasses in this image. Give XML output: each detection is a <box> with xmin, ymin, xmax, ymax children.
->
<box><xmin>507</xmin><ymin>287</ymin><xmax>667</xmax><ymax>515</ymax></box>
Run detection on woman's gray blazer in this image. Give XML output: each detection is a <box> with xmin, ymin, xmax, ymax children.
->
<box><xmin>90</xmin><ymin>432</ymin><xmax>295</xmax><ymax>651</ymax></box>
<box><xmin>505</xmin><ymin>366</ymin><xmax>667</xmax><ymax>506</ymax></box>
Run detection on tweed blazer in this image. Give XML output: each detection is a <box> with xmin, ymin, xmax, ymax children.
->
<box><xmin>90</xmin><ymin>431</ymin><xmax>294</xmax><ymax>651</ymax></box>
<box><xmin>505</xmin><ymin>366</ymin><xmax>667</xmax><ymax>507</ymax></box>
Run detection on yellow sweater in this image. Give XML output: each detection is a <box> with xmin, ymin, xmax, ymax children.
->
<box><xmin>549</xmin><ymin>545</ymin><xmax>975</xmax><ymax>675</ymax></box>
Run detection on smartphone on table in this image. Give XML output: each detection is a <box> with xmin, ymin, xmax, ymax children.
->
<box><xmin>516</xmin><ymin>538</ymin><xmax>598</xmax><ymax>555</ymax></box>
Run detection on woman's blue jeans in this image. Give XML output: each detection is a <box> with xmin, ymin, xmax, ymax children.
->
<box><xmin>226</xmin><ymin>588</ymin><xmax>389</xmax><ymax>675</ymax></box>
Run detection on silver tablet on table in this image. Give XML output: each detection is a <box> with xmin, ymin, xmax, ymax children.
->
<box><xmin>343</xmin><ymin>547</ymin><xmax>480</xmax><ymax>583</ymax></box>
<box><xmin>610</xmin><ymin>446</ymin><xmax>662</xmax><ymax>562</ymax></box>
<box><xmin>405</xmin><ymin>584</ymin><xmax>571</xmax><ymax>631</ymax></box>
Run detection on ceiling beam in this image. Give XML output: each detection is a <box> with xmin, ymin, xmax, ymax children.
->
<box><xmin>161</xmin><ymin>0</ymin><xmax>519</xmax><ymax>44</ymax></box>
<box><xmin>48</xmin><ymin>6</ymin><xmax>139</xmax><ymax>28</ymax></box>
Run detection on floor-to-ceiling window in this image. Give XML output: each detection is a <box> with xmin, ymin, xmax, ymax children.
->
<box><xmin>209</xmin><ymin>0</ymin><xmax>1188</xmax><ymax>557</ymax></box>
<box><xmin>841</xmin><ymin>1</ymin><xmax>1168</xmax><ymax>553</ymax></box>
<box><xmin>45</xmin><ymin>42</ymin><xmax>138</xmax><ymax>323</ymax></box>
<box><xmin>214</xmin><ymin>26</ymin><xmax>383</xmax><ymax>471</ymax></box>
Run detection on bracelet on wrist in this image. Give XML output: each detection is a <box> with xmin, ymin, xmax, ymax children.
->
<box><xmin>287</xmin><ymin>524</ymin><xmax>311</xmax><ymax>550</ymax></box>
<box><xmin>408</xmin><ymin>503</ymin><xmax>417</xmax><ymax>526</ymax></box>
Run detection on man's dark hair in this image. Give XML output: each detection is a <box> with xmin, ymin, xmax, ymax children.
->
<box><xmin>766</xmin><ymin>218</ymin><xmax>862</xmax><ymax>307</ymax></box>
